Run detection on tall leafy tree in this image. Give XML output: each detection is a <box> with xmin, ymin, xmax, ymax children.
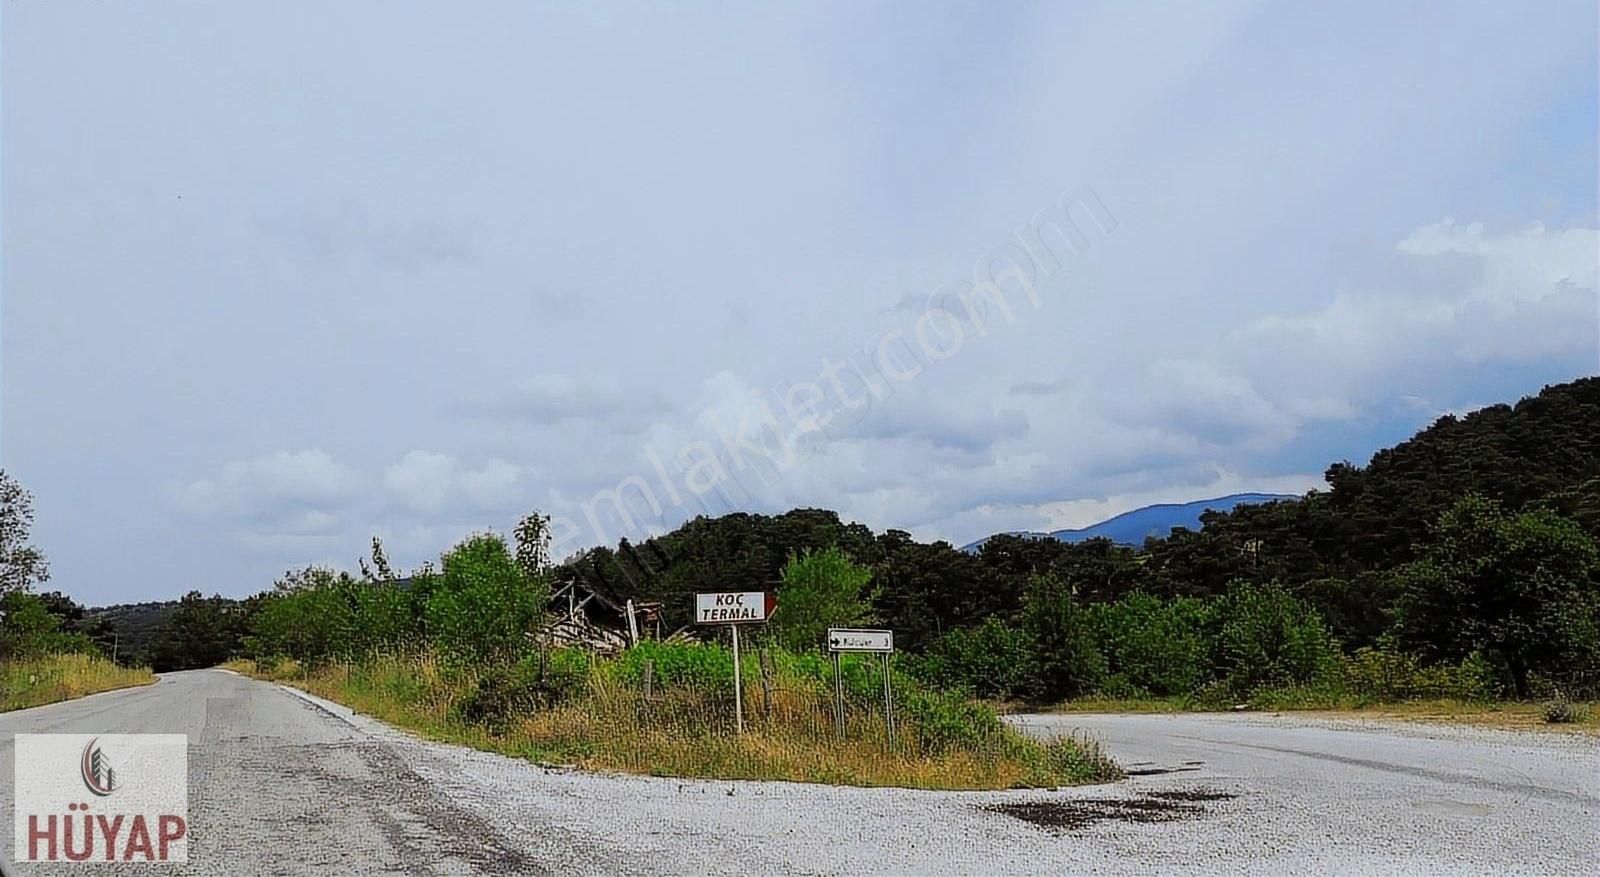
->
<box><xmin>0</xmin><ymin>471</ymin><xmax>49</xmax><ymax>593</ymax></box>
<box><xmin>425</xmin><ymin>533</ymin><xmax>549</xmax><ymax>662</ymax></box>
<box><xmin>147</xmin><ymin>591</ymin><xmax>249</xmax><ymax>671</ymax></box>
<box><xmin>1392</xmin><ymin>496</ymin><xmax>1600</xmax><ymax>697</ymax></box>
<box><xmin>770</xmin><ymin>547</ymin><xmax>875</xmax><ymax>651</ymax></box>
<box><xmin>1021</xmin><ymin>573</ymin><xmax>1106</xmax><ymax>701</ymax></box>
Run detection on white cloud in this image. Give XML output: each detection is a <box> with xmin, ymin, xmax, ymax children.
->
<box><xmin>1247</xmin><ymin>221</ymin><xmax>1598</xmax><ymax>373</ymax></box>
<box><xmin>382</xmin><ymin>451</ymin><xmax>457</xmax><ymax>514</ymax></box>
<box><xmin>15</xmin><ymin>1</ymin><xmax>1595</xmax><ymax>601</ymax></box>
<box><xmin>382</xmin><ymin>451</ymin><xmax>536</xmax><ymax>515</ymax></box>
<box><xmin>174</xmin><ymin>449</ymin><xmax>359</xmax><ymax>519</ymax></box>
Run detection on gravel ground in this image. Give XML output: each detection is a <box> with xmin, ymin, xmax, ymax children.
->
<box><xmin>2</xmin><ymin>670</ymin><xmax>1595</xmax><ymax>875</ymax></box>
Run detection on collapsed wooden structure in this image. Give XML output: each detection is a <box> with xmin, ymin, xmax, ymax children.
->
<box><xmin>540</xmin><ymin>577</ymin><xmax>686</xmax><ymax>654</ymax></box>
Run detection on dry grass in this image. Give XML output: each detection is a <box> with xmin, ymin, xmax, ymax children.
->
<box><xmin>229</xmin><ymin>653</ymin><xmax>1120</xmax><ymax>790</ymax></box>
<box><xmin>1043</xmin><ymin>694</ymin><xmax>1600</xmax><ymax>734</ymax></box>
<box><xmin>1038</xmin><ymin>697</ymin><xmax>1189</xmax><ymax>715</ymax></box>
<box><xmin>1</xmin><ymin>653</ymin><xmax>155</xmax><ymax>712</ymax></box>
<box><xmin>1295</xmin><ymin>699</ymin><xmax>1600</xmax><ymax>734</ymax></box>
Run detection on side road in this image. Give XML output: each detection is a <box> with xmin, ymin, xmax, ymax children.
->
<box><xmin>1</xmin><ymin>670</ymin><xmax>1594</xmax><ymax>875</ymax></box>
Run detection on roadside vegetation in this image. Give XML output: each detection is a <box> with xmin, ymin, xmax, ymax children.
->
<box><xmin>230</xmin><ymin>644</ymin><xmax>1115</xmax><ymax>789</ymax></box>
<box><xmin>0</xmin><ymin>472</ymin><xmax>156</xmax><ymax>711</ymax></box>
<box><xmin>228</xmin><ymin>535</ymin><xmax>1117</xmax><ymax>790</ymax></box>
<box><xmin>1</xmin><ymin>652</ymin><xmax>154</xmax><ymax>711</ymax></box>
<box><xmin>12</xmin><ymin>379</ymin><xmax>1600</xmax><ymax>750</ymax></box>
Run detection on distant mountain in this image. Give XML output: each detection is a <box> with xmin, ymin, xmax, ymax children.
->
<box><xmin>963</xmin><ymin>492</ymin><xmax>1297</xmax><ymax>551</ymax></box>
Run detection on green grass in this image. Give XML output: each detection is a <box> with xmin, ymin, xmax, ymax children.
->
<box><xmin>1043</xmin><ymin>693</ymin><xmax>1600</xmax><ymax>733</ymax></box>
<box><xmin>1037</xmin><ymin>696</ymin><xmax>1190</xmax><ymax>714</ymax></box>
<box><xmin>1</xmin><ymin>653</ymin><xmax>155</xmax><ymax>711</ymax></box>
<box><xmin>228</xmin><ymin>647</ymin><xmax>1121</xmax><ymax>791</ymax></box>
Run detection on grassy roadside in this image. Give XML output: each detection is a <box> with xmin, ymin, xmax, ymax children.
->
<box><xmin>0</xmin><ymin>653</ymin><xmax>156</xmax><ymax>711</ymax></box>
<box><xmin>226</xmin><ymin>651</ymin><xmax>1122</xmax><ymax>791</ymax></box>
<box><xmin>1037</xmin><ymin>696</ymin><xmax>1600</xmax><ymax>733</ymax></box>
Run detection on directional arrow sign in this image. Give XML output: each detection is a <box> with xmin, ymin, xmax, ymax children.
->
<box><xmin>826</xmin><ymin>628</ymin><xmax>894</xmax><ymax>653</ymax></box>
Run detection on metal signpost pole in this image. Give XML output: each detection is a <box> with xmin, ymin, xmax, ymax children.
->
<box><xmin>881</xmin><ymin>652</ymin><xmax>896</xmax><ymax>747</ymax></box>
<box><xmin>828</xmin><ymin>628</ymin><xmax>895</xmax><ymax>746</ymax></box>
<box><xmin>731</xmin><ymin>623</ymin><xmax>744</xmax><ymax>735</ymax></box>
<box><xmin>832</xmin><ymin>652</ymin><xmax>845</xmax><ymax>739</ymax></box>
<box><xmin>696</xmin><ymin>592</ymin><xmax>775</xmax><ymax>738</ymax></box>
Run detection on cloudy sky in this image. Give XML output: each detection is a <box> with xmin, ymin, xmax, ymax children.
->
<box><xmin>4</xmin><ymin>2</ymin><xmax>1597</xmax><ymax>604</ymax></box>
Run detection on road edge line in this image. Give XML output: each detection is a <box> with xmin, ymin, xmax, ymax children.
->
<box><xmin>274</xmin><ymin>684</ymin><xmax>366</xmax><ymax>731</ymax></box>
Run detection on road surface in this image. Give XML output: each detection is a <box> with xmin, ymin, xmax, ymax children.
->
<box><xmin>0</xmin><ymin>670</ymin><xmax>1593</xmax><ymax>875</ymax></box>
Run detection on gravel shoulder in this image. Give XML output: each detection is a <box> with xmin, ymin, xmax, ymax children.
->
<box><xmin>2</xmin><ymin>670</ymin><xmax>1595</xmax><ymax>875</ymax></box>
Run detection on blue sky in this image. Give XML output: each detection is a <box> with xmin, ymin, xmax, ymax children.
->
<box><xmin>3</xmin><ymin>1</ymin><xmax>1597</xmax><ymax>603</ymax></box>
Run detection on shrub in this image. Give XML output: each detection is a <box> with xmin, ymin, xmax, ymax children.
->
<box><xmin>1543</xmin><ymin>699</ymin><xmax>1590</xmax><ymax>724</ymax></box>
<box><xmin>912</xmin><ymin>618</ymin><xmax>1031</xmax><ymax>699</ymax></box>
<box><xmin>424</xmin><ymin>534</ymin><xmax>551</xmax><ymax>663</ymax></box>
<box><xmin>1089</xmin><ymin>593</ymin><xmax>1213</xmax><ymax>697</ymax></box>
<box><xmin>1022</xmin><ymin>574</ymin><xmax>1106</xmax><ymax>701</ymax></box>
<box><xmin>456</xmin><ymin>649</ymin><xmax>593</xmax><ymax>729</ymax></box>
<box><xmin>898</xmin><ymin>685</ymin><xmax>1007</xmax><ymax>754</ymax></box>
<box><xmin>0</xmin><ymin>590</ymin><xmax>100</xmax><ymax>660</ymax></box>
<box><xmin>1213</xmin><ymin>584</ymin><xmax>1335</xmax><ymax>696</ymax></box>
<box><xmin>770</xmin><ymin>547</ymin><xmax>876</xmax><ymax>652</ymax></box>
<box><xmin>616</xmin><ymin>640</ymin><xmax>741</xmax><ymax>695</ymax></box>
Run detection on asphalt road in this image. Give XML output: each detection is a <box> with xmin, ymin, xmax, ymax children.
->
<box><xmin>1009</xmin><ymin>712</ymin><xmax>1599</xmax><ymax>874</ymax></box>
<box><xmin>0</xmin><ymin>671</ymin><xmax>1594</xmax><ymax>875</ymax></box>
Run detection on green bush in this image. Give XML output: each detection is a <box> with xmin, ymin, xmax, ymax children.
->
<box><xmin>1089</xmin><ymin>593</ymin><xmax>1213</xmax><ymax>697</ymax></box>
<box><xmin>616</xmin><ymin>640</ymin><xmax>740</xmax><ymax>695</ymax></box>
<box><xmin>1335</xmin><ymin>645</ymin><xmax>1499</xmax><ymax>703</ymax></box>
<box><xmin>456</xmin><ymin>649</ymin><xmax>593</xmax><ymax>729</ymax></box>
<box><xmin>425</xmin><ymin>534</ymin><xmax>551</xmax><ymax>663</ymax></box>
<box><xmin>898</xmin><ymin>685</ymin><xmax>1007</xmax><ymax>754</ymax></box>
<box><xmin>1542</xmin><ymin>699</ymin><xmax>1590</xmax><ymax>724</ymax></box>
<box><xmin>0</xmin><ymin>591</ymin><xmax>100</xmax><ymax>660</ymax></box>
<box><xmin>1022</xmin><ymin>573</ymin><xmax>1106</xmax><ymax>701</ymax></box>
<box><xmin>1213</xmin><ymin>584</ymin><xmax>1335</xmax><ymax>696</ymax></box>
<box><xmin>909</xmin><ymin>618</ymin><xmax>1031</xmax><ymax>699</ymax></box>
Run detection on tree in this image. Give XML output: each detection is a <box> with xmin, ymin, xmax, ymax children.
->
<box><xmin>425</xmin><ymin>533</ymin><xmax>549</xmax><ymax>662</ymax></box>
<box><xmin>514</xmin><ymin>512</ymin><xmax>553</xmax><ymax>579</ymax></box>
<box><xmin>770</xmin><ymin>547</ymin><xmax>875</xmax><ymax>651</ymax></box>
<box><xmin>0</xmin><ymin>590</ymin><xmax>96</xmax><ymax>659</ymax></box>
<box><xmin>147</xmin><ymin>591</ymin><xmax>249</xmax><ymax>672</ymax></box>
<box><xmin>360</xmin><ymin>537</ymin><xmax>397</xmax><ymax>583</ymax></box>
<box><xmin>1212</xmin><ymin>584</ymin><xmax>1335</xmax><ymax>695</ymax></box>
<box><xmin>1392</xmin><ymin>496</ymin><xmax>1600</xmax><ymax>697</ymax></box>
<box><xmin>1089</xmin><ymin>592</ymin><xmax>1214</xmax><ymax>697</ymax></box>
<box><xmin>0</xmin><ymin>470</ymin><xmax>49</xmax><ymax>593</ymax></box>
<box><xmin>918</xmin><ymin>618</ymin><xmax>1032</xmax><ymax>699</ymax></box>
<box><xmin>1021</xmin><ymin>573</ymin><xmax>1106</xmax><ymax>701</ymax></box>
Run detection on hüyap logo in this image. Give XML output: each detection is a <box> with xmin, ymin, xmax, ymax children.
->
<box><xmin>80</xmin><ymin>737</ymin><xmax>119</xmax><ymax>796</ymax></box>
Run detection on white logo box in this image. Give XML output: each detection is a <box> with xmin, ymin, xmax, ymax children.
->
<box><xmin>13</xmin><ymin>733</ymin><xmax>189</xmax><ymax>865</ymax></box>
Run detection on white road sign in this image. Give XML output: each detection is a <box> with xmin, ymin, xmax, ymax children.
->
<box><xmin>827</xmin><ymin>628</ymin><xmax>894</xmax><ymax>653</ymax></box>
<box><xmin>695</xmin><ymin>591</ymin><xmax>775</xmax><ymax>624</ymax></box>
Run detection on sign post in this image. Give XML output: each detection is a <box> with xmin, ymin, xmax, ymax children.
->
<box><xmin>695</xmin><ymin>592</ymin><xmax>776</xmax><ymax>735</ymax></box>
<box><xmin>831</xmin><ymin>652</ymin><xmax>844</xmax><ymax>739</ymax></box>
<box><xmin>731</xmin><ymin>625</ymin><xmax>744</xmax><ymax>734</ymax></box>
<box><xmin>826</xmin><ymin>629</ymin><xmax>896</xmax><ymax>746</ymax></box>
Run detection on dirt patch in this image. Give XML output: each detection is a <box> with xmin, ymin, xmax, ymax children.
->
<box><xmin>983</xmin><ymin>788</ymin><xmax>1237</xmax><ymax>831</ymax></box>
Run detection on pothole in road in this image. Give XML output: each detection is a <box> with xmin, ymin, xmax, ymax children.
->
<box><xmin>1121</xmin><ymin>760</ymin><xmax>1206</xmax><ymax>777</ymax></box>
<box><xmin>983</xmin><ymin>788</ymin><xmax>1237</xmax><ymax>832</ymax></box>
<box><xmin>1125</xmin><ymin>765</ymin><xmax>1204</xmax><ymax>776</ymax></box>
